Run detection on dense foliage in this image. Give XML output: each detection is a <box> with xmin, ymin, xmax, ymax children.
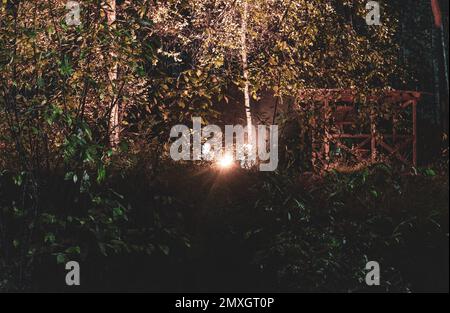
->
<box><xmin>0</xmin><ymin>0</ymin><xmax>448</xmax><ymax>292</ymax></box>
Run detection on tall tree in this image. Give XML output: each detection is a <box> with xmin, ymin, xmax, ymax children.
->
<box><xmin>105</xmin><ymin>0</ymin><xmax>120</xmax><ymax>147</ymax></box>
<box><xmin>240</xmin><ymin>0</ymin><xmax>254</xmax><ymax>149</ymax></box>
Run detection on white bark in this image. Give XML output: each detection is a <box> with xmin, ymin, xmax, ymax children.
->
<box><xmin>240</xmin><ymin>0</ymin><xmax>253</xmax><ymax>146</ymax></box>
<box><xmin>106</xmin><ymin>0</ymin><xmax>119</xmax><ymax>147</ymax></box>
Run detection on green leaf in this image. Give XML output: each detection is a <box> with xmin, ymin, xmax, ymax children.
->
<box><xmin>56</xmin><ymin>253</ymin><xmax>66</xmax><ymax>264</ymax></box>
<box><xmin>97</xmin><ymin>165</ymin><xmax>106</xmax><ymax>184</ymax></box>
<box><xmin>59</xmin><ymin>55</ymin><xmax>73</xmax><ymax>77</ymax></box>
<box><xmin>112</xmin><ymin>207</ymin><xmax>123</xmax><ymax>218</ymax></box>
<box><xmin>158</xmin><ymin>245</ymin><xmax>170</xmax><ymax>256</ymax></box>
<box><xmin>424</xmin><ymin>168</ymin><xmax>436</xmax><ymax>177</ymax></box>
<box><xmin>44</xmin><ymin>233</ymin><xmax>56</xmax><ymax>244</ymax></box>
<box><xmin>65</xmin><ymin>246</ymin><xmax>81</xmax><ymax>255</ymax></box>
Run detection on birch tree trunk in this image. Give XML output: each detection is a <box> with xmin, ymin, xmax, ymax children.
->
<box><xmin>240</xmin><ymin>0</ymin><xmax>254</xmax><ymax>157</ymax></box>
<box><xmin>106</xmin><ymin>0</ymin><xmax>119</xmax><ymax>147</ymax></box>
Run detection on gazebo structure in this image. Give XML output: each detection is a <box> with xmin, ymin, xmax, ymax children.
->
<box><xmin>295</xmin><ymin>89</ymin><xmax>425</xmax><ymax>170</ymax></box>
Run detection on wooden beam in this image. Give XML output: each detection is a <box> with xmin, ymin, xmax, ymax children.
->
<box><xmin>413</xmin><ymin>100</ymin><xmax>418</xmax><ymax>166</ymax></box>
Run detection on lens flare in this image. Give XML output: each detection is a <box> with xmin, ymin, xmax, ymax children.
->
<box><xmin>217</xmin><ymin>153</ymin><xmax>234</xmax><ymax>169</ymax></box>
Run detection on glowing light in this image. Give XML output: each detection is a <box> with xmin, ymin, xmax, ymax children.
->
<box><xmin>217</xmin><ymin>153</ymin><xmax>234</xmax><ymax>169</ymax></box>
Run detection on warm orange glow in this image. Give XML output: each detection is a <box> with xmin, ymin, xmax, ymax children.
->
<box><xmin>217</xmin><ymin>153</ymin><xmax>234</xmax><ymax>169</ymax></box>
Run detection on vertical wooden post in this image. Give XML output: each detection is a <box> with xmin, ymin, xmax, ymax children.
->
<box><xmin>412</xmin><ymin>100</ymin><xmax>418</xmax><ymax>166</ymax></box>
<box><xmin>311</xmin><ymin>102</ymin><xmax>318</xmax><ymax>170</ymax></box>
<box><xmin>370</xmin><ymin>107</ymin><xmax>377</xmax><ymax>162</ymax></box>
<box><xmin>324</xmin><ymin>100</ymin><xmax>330</xmax><ymax>164</ymax></box>
<box><xmin>392</xmin><ymin>110</ymin><xmax>397</xmax><ymax>146</ymax></box>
